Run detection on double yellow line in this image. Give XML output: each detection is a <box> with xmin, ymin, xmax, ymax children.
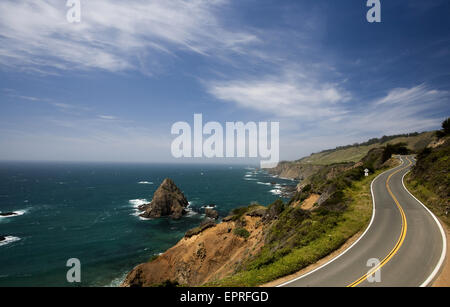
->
<box><xmin>347</xmin><ymin>157</ymin><xmax>412</xmax><ymax>287</ymax></box>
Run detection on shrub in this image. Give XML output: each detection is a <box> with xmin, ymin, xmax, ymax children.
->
<box><xmin>233</xmin><ymin>227</ymin><xmax>250</xmax><ymax>239</ymax></box>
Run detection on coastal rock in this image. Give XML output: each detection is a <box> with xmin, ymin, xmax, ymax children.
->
<box><xmin>139</xmin><ymin>178</ymin><xmax>189</xmax><ymax>220</ymax></box>
<box><xmin>205</xmin><ymin>208</ymin><xmax>219</xmax><ymax>220</ymax></box>
<box><xmin>0</xmin><ymin>212</ymin><xmax>17</xmax><ymax>217</ymax></box>
<box><xmin>0</xmin><ymin>236</ymin><xmax>5</xmax><ymax>242</ymax></box>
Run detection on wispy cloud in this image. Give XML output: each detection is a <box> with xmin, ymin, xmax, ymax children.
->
<box><xmin>373</xmin><ymin>84</ymin><xmax>443</xmax><ymax>106</ymax></box>
<box><xmin>349</xmin><ymin>84</ymin><xmax>449</xmax><ymax>133</ymax></box>
<box><xmin>98</xmin><ymin>115</ymin><xmax>118</xmax><ymax>121</ymax></box>
<box><xmin>7</xmin><ymin>92</ymin><xmax>92</xmax><ymax>112</ymax></box>
<box><xmin>207</xmin><ymin>68</ymin><xmax>351</xmax><ymax>118</ymax></box>
<box><xmin>0</xmin><ymin>0</ymin><xmax>259</xmax><ymax>73</ymax></box>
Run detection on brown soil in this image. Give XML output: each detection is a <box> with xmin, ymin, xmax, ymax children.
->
<box><xmin>299</xmin><ymin>194</ymin><xmax>320</xmax><ymax>210</ymax></box>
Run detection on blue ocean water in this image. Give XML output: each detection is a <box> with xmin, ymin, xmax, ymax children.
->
<box><xmin>0</xmin><ymin>162</ymin><xmax>295</xmax><ymax>286</ymax></box>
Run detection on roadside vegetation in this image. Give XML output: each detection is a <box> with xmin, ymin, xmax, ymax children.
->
<box><xmin>405</xmin><ymin>118</ymin><xmax>450</xmax><ymax>226</ymax></box>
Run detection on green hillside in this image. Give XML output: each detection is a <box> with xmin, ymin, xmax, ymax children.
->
<box><xmin>405</xmin><ymin>131</ymin><xmax>450</xmax><ymax>226</ymax></box>
<box><xmin>298</xmin><ymin>131</ymin><xmax>435</xmax><ymax>165</ymax></box>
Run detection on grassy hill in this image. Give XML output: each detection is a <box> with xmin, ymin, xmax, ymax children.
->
<box><xmin>298</xmin><ymin>131</ymin><xmax>435</xmax><ymax>165</ymax></box>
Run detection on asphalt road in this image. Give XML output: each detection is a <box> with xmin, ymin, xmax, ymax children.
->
<box><xmin>280</xmin><ymin>156</ymin><xmax>446</xmax><ymax>287</ymax></box>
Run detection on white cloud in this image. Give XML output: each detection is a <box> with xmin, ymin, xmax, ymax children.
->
<box><xmin>373</xmin><ymin>84</ymin><xmax>442</xmax><ymax>106</ymax></box>
<box><xmin>98</xmin><ymin>115</ymin><xmax>118</xmax><ymax>120</ymax></box>
<box><xmin>207</xmin><ymin>70</ymin><xmax>351</xmax><ymax>118</ymax></box>
<box><xmin>0</xmin><ymin>0</ymin><xmax>259</xmax><ymax>73</ymax></box>
<box><xmin>347</xmin><ymin>84</ymin><xmax>448</xmax><ymax>134</ymax></box>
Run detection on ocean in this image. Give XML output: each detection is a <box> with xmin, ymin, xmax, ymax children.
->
<box><xmin>0</xmin><ymin>162</ymin><xmax>295</xmax><ymax>286</ymax></box>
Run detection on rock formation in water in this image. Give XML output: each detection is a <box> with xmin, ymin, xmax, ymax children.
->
<box><xmin>205</xmin><ymin>208</ymin><xmax>219</xmax><ymax>220</ymax></box>
<box><xmin>0</xmin><ymin>212</ymin><xmax>17</xmax><ymax>217</ymax></box>
<box><xmin>138</xmin><ymin>178</ymin><xmax>189</xmax><ymax>220</ymax></box>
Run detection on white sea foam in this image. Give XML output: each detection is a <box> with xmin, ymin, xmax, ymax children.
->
<box><xmin>256</xmin><ymin>182</ymin><xmax>271</xmax><ymax>186</ymax></box>
<box><xmin>185</xmin><ymin>202</ymin><xmax>198</xmax><ymax>217</ymax></box>
<box><xmin>129</xmin><ymin>199</ymin><xmax>151</xmax><ymax>220</ymax></box>
<box><xmin>0</xmin><ymin>236</ymin><xmax>21</xmax><ymax>247</ymax></box>
<box><xmin>269</xmin><ymin>189</ymin><xmax>282</xmax><ymax>195</ymax></box>
<box><xmin>138</xmin><ymin>181</ymin><xmax>153</xmax><ymax>185</ymax></box>
<box><xmin>201</xmin><ymin>204</ymin><xmax>217</xmax><ymax>210</ymax></box>
<box><xmin>0</xmin><ymin>209</ymin><xmax>27</xmax><ymax>219</ymax></box>
<box><xmin>129</xmin><ymin>199</ymin><xmax>149</xmax><ymax>208</ymax></box>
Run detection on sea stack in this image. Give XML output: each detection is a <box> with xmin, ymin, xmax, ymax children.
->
<box><xmin>138</xmin><ymin>178</ymin><xmax>189</xmax><ymax>220</ymax></box>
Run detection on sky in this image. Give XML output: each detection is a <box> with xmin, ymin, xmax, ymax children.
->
<box><xmin>0</xmin><ymin>0</ymin><xmax>449</xmax><ymax>163</ymax></box>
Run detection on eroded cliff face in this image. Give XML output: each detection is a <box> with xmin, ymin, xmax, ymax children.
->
<box><xmin>139</xmin><ymin>178</ymin><xmax>189</xmax><ymax>220</ymax></box>
<box><xmin>121</xmin><ymin>215</ymin><xmax>265</xmax><ymax>287</ymax></box>
<box><xmin>268</xmin><ymin>162</ymin><xmax>323</xmax><ymax>181</ymax></box>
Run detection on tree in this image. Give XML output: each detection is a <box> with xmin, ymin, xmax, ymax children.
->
<box><xmin>442</xmin><ymin>118</ymin><xmax>450</xmax><ymax>135</ymax></box>
<box><xmin>436</xmin><ymin>118</ymin><xmax>450</xmax><ymax>139</ymax></box>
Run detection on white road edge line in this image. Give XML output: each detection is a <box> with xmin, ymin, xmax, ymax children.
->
<box><xmin>401</xmin><ymin>164</ymin><xmax>447</xmax><ymax>287</ymax></box>
<box><xmin>277</xmin><ymin>157</ymin><xmax>405</xmax><ymax>287</ymax></box>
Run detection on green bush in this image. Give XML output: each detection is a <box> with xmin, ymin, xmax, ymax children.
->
<box><xmin>233</xmin><ymin>227</ymin><xmax>250</xmax><ymax>239</ymax></box>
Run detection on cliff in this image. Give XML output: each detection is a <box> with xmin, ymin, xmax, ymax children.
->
<box><xmin>267</xmin><ymin>161</ymin><xmax>322</xmax><ymax>181</ymax></box>
<box><xmin>121</xmin><ymin>213</ymin><xmax>266</xmax><ymax>287</ymax></box>
<box><xmin>139</xmin><ymin>178</ymin><xmax>189</xmax><ymax>220</ymax></box>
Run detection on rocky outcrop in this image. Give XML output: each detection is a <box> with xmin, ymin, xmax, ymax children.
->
<box><xmin>121</xmin><ymin>215</ymin><xmax>265</xmax><ymax>287</ymax></box>
<box><xmin>138</xmin><ymin>178</ymin><xmax>189</xmax><ymax>220</ymax></box>
<box><xmin>205</xmin><ymin>208</ymin><xmax>219</xmax><ymax>220</ymax></box>
<box><xmin>184</xmin><ymin>220</ymin><xmax>217</xmax><ymax>238</ymax></box>
<box><xmin>0</xmin><ymin>212</ymin><xmax>17</xmax><ymax>217</ymax></box>
<box><xmin>0</xmin><ymin>236</ymin><xmax>5</xmax><ymax>242</ymax></box>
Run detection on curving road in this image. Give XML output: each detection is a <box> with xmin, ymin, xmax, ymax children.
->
<box><xmin>279</xmin><ymin>156</ymin><xmax>447</xmax><ymax>287</ymax></box>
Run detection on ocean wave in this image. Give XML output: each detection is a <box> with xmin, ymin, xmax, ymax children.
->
<box><xmin>0</xmin><ymin>209</ymin><xmax>27</xmax><ymax>219</ymax></box>
<box><xmin>269</xmin><ymin>189</ymin><xmax>282</xmax><ymax>195</ymax></box>
<box><xmin>129</xmin><ymin>199</ymin><xmax>149</xmax><ymax>208</ymax></box>
<box><xmin>0</xmin><ymin>236</ymin><xmax>21</xmax><ymax>247</ymax></box>
<box><xmin>185</xmin><ymin>202</ymin><xmax>198</xmax><ymax>217</ymax></box>
<box><xmin>129</xmin><ymin>199</ymin><xmax>151</xmax><ymax>220</ymax></box>
<box><xmin>200</xmin><ymin>204</ymin><xmax>217</xmax><ymax>210</ymax></box>
<box><xmin>256</xmin><ymin>181</ymin><xmax>271</xmax><ymax>186</ymax></box>
<box><xmin>138</xmin><ymin>181</ymin><xmax>153</xmax><ymax>185</ymax></box>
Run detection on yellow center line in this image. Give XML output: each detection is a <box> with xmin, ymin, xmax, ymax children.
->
<box><xmin>347</xmin><ymin>157</ymin><xmax>412</xmax><ymax>287</ymax></box>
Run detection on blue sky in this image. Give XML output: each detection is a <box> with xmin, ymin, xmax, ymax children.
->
<box><xmin>0</xmin><ymin>0</ymin><xmax>449</xmax><ymax>162</ymax></box>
